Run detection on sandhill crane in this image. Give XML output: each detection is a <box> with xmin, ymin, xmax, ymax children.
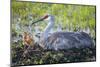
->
<box><xmin>22</xmin><ymin>32</ymin><xmax>35</xmax><ymax>57</ymax></box>
<box><xmin>23</xmin><ymin>32</ymin><xmax>34</xmax><ymax>50</ymax></box>
<box><xmin>31</xmin><ymin>14</ymin><xmax>93</xmax><ymax>51</ymax></box>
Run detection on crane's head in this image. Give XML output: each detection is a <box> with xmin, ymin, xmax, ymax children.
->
<box><xmin>42</xmin><ymin>14</ymin><xmax>54</xmax><ymax>21</ymax></box>
<box><xmin>31</xmin><ymin>14</ymin><xmax>54</xmax><ymax>25</ymax></box>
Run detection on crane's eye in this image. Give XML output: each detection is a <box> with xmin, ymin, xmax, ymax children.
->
<box><xmin>42</xmin><ymin>15</ymin><xmax>49</xmax><ymax>20</ymax></box>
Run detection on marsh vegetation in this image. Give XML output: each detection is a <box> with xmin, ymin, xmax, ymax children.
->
<box><xmin>11</xmin><ymin>0</ymin><xmax>96</xmax><ymax>66</ymax></box>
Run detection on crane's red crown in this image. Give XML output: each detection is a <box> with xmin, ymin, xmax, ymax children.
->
<box><xmin>42</xmin><ymin>14</ymin><xmax>49</xmax><ymax>20</ymax></box>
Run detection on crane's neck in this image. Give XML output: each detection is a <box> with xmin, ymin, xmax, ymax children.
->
<box><xmin>43</xmin><ymin>18</ymin><xmax>54</xmax><ymax>38</ymax></box>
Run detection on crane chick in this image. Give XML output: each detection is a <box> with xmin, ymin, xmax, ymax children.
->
<box><xmin>23</xmin><ymin>32</ymin><xmax>34</xmax><ymax>50</ymax></box>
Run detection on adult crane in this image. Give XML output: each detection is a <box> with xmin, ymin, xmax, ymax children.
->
<box><xmin>31</xmin><ymin>14</ymin><xmax>93</xmax><ymax>51</ymax></box>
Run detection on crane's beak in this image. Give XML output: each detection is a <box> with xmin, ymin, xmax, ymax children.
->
<box><xmin>31</xmin><ymin>15</ymin><xmax>48</xmax><ymax>25</ymax></box>
<box><xmin>31</xmin><ymin>18</ymin><xmax>44</xmax><ymax>25</ymax></box>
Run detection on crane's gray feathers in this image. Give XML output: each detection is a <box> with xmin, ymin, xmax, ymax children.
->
<box><xmin>40</xmin><ymin>32</ymin><xmax>93</xmax><ymax>50</ymax></box>
<box><xmin>38</xmin><ymin>14</ymin><xmax>94</xmax><ymax>51</ymax></box>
